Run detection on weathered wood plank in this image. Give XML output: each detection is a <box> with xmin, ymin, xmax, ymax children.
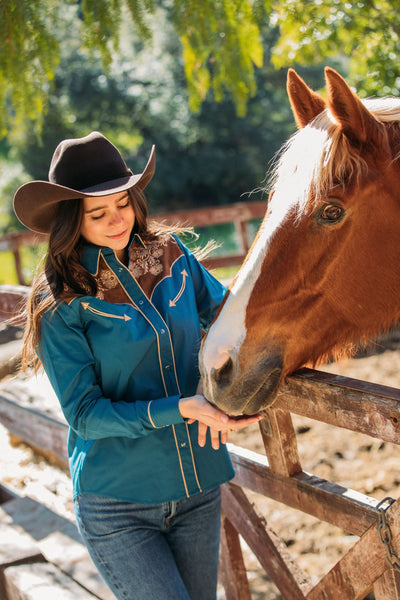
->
<box><xmin>373</xmin><ymin>568</ymin><xmax>400</xmax><ymax>600</ymax></box>
<box><xmin>259</xmin><ymin>409</ymin><xmax>302</xmax><ymax>476</ymax></box>
<box><xmin>0</xmin><ymin>522</ymin><xmax>44</xmax><ymax>568</ymax></box>
<box><xmin>228</xmin><ymin>444</ymin><xmax>379</xmax><ymax>536</ymax></box>
<box><xmin>0</xmin><ymin>391</ymin><xmax>68</xmax><ymax>467</ymax></box>
<box><xmin>4</xmin><ymin>563</ymin><xmax>100</xmax><ymax>600</ymax></box>
<box><xmin>219</xmin><ymin>515</ymin><xmax>251</xmax><ymax>600</ymax></box>
<box><xmin>0</xmin><ymin>496</ymin><xmax>114</xmax><ymax>600</ymax></box>
<box><xmin>277</xmin><ymin>368</ymin><xmax>400</xmax><ymax>444</ymax></box>
<box><xmin>374</xmin><ymin>569</ymin><xmax>400</xmax><ymax>600</ymax></box>
<box><xmin>154</xmin><ymin>201</ymin><xmax>266</xmax><ymax>228</ymax></box>
<box><xmin>0</xmin><ymin>285</ymin><xmax>30</xmax><ymax>322</ymax></box>
<box><xmin>0</xmin><ymin>339</ymin><xmax>23</xmax><ymax>379</ymax></box>
<box><xmin>306</xmin><ymin>497</ymin><xmax>400</xmax><ymax>600</ymax></box>
<box><xmin>222</xmin><ymin>483</ymin><xmax>311</xmax><ymax>600</ymax></box>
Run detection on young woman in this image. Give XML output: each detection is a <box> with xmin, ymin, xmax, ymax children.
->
<box><xmin>13</xmin><ymin>131</ymin><xmax>262</xmax><ymax>600</ymax></box>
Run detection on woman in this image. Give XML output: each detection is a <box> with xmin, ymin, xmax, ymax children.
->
<box><xmin>13</xmin><ymin>131</ymin><xmax>262</xmax><ymax>600</ymax></box>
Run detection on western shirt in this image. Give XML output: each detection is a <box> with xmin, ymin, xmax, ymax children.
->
<box><xmin>38</xmin><ymin>233</ymin><xmax>234</xmax><ymax>503</ymax></box>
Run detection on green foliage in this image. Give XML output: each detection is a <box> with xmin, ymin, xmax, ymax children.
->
<box><xmin>0</xmin><ymin>1</ymin><xmax>59</xmax><ymax>136</ymax></box>
<box><xmin>272</xmin><ymin>0</ymin><xmax>400</xmax><ymax>96</ymax></box>
<box><xmin>2</xmin><ymin>0</ymin><xmax>400</xmax><ymax>139</ymax></box>
<box><xmin>0</xmin><ymin>0</ymin><xmax>266</xmax><ymax>137</ymax></box>
<box><xmin>0</xmin><ymin>245</ymin><xmax>46</xmax><ymax>285</ymax></box>
<box><xmin>7</xmin><ymin>8</ymin><xmax>297</xmax><ymax>218</ymax></box>
<box><xmin>0</xmin><ymin>160</ymin><xmax>30</xmax><ymax>234</ymax></box>
<box><xmin>172</xmin><ymin>0</ymin><xmax>264</xmax><ymax>115</ymax></box>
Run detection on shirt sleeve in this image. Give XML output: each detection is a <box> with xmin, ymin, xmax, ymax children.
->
<box><xmin>38</xmin><ymin>304</ymin><xmax>184</xmax><ymax>441</ymax></box>
<box><xmin>175</xmin><ymin>236</ymin><xmax>227</xmax><ymax>330</ymax></box>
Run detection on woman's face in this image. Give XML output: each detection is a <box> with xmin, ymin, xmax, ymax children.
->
<box><xmin>80</xmin><ymin>191</ymin><xmax>135</xmax><ymax>259</ymax></box>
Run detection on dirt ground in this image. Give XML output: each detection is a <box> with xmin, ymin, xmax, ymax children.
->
<box><xmin>1</xmin><ymin>342</ymin><xmax>400</xmax><ymax>599</ymax></box>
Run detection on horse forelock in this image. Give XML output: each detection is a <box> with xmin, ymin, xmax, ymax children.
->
<box><xmin>267</xmin><ymin>97</ymin><xmax>400</xmax><ymax>215</ymax></box>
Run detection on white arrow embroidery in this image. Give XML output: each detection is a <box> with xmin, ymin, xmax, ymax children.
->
<box><xmin>81</xmin><ymin>302</ymin><xmax>132</xmax><ymax>321</ymax></box>
<box><xmin>169</xmin><ymin>270</ymin><xmax>188</xmax><ymax>307</ymax></box>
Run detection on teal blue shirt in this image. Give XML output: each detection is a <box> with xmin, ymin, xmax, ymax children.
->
<box><xmin>38</xmin><ymin>233</ymin><xmax>234</xmax><ymax>503</ymax></box>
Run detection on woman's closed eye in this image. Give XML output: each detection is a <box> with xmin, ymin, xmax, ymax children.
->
<box><xmin>117</xmin><ymin>200</ymin><xmax>130</xmax><ymax>209</ymax></box>
<box><xmin>90</xmin><ymin>201</ymin><xmax>130</xmax><ymax>221</ymax></box>
<box><xmin>91</xmin><ymin>212</ymin><xmax>106</xmax><ymax>221</ymax></box>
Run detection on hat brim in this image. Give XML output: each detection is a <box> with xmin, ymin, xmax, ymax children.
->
<box><xmin>13</xmin><ymin>145</ymin><xmax>155</xmax><ymax>234</ymax></box>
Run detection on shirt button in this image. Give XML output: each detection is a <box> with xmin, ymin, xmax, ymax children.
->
<box><xmin>180</xmin><ymin>442</ymin><xmax>187</xmax><ymax>448</ymax></box>
<box><xmin>138</xmin><ymin>300</ymin><xmax>144</xmax><ymax>305</ymax></box>
<box><xmin>165</xmin><ymin>364</ymin><xmax>171</xmax><ymax>370</ymax></box>
<box><xmin>160</xmin><ymin>329</ymin><xmax>166</xmax><ymax>335</ymax></box>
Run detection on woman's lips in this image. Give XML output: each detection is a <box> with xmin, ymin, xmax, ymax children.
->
<box><xmin>108</xmin><ymin>229</ymin><xmax>128</xmax><ymax>240</ymax></box>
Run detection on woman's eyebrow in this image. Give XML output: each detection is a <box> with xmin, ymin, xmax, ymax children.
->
<box><xmin>84</xmin><ymin>193</ymin><xmax>129</xmax><ymax>213</ymax></box>
<box><xmin>85</xmin><ymin>204</ymin><xmax>106</xmax><ymax>214</ymax></box>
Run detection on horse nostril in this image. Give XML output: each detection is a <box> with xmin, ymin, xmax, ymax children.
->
<box><xmin>211</xmin><ymin>356</ymin><xmax>234</xmax><ymax>387</ymax></box>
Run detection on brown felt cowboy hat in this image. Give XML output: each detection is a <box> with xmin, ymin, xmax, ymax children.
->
<box><xmin>13</xmin><ymin>131</ymin><xmax>156</xmax><ymax>234</ymax></box>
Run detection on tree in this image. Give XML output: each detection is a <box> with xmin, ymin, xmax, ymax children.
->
<box><xmin>10</xmin><ymin>9</ymin><xmax>299</xmax><ymax>215</ymax></box>
<box><xmin>2</xmin><ymin>0</ymin><xmax>400</xmax><ymax>140</ymax></box>
<box><xmin>271</xmin><ymin>0</ymin><xmax>400</xmax><ymax>97</ymax></box>
<box><xmin>0</xmin><ymin>0</ymin><xmax>265</xmax><ymax>137</ymax></box>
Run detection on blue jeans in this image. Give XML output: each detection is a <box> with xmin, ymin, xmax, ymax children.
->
<box><xmin>74</xmin><ymin>487</ymin><xmax>221</xmax><ymax>600</ymax></box>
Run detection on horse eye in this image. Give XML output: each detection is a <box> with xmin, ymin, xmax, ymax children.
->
<box><xmin>320</xmin><ymin>204</ymin><xmax>344</xmax><ymax>221</ymax></box>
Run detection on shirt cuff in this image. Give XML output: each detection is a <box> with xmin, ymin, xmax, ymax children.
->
<box><xmin>147</xmin><ymin>395</ymin><xmax>184</xmax><ymax>428</ymax></box>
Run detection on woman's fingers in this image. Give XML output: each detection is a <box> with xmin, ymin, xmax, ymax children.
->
<box><xmin>209</xmin><ymin>428</ymin><xmax>220</xmax><ymax>450</ymax></box>
<box><xmin>197</xmin><ymin>422</ymin><xmax>208</xmax><ymax>447</ymax></box>
<box><xmin>197</xmin><ymin>426</ymin><xmax>225</xmax><ymax>450</ymax></box>
<box><xmin>220</xmin><ymin>429</ymin><xmax>228</xmax><ymax>445</ymax></box>
<box><xmin>179</xmin><ymin>395</ymin><xmax>264</xmax><ymax>448</ymax></box>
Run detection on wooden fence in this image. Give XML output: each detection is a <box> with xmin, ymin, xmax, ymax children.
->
<box><xmin>1</xmin><ymin>199</ymin><xmax>400</xmax><ymax>598</ymax></box>
<box><xmin>219</xmin><ymin>370</ymin><xmax>400</xmax><ymax>599</ymax></box>
<box><xmin>0</xmin><ymin>201</ymin><xmax>267</xmax><ymax>285</ymax></box>
<box><xmin>1</xmin><ymin>285</ymin><xmax>400</xmax><ymax>598</ymax></box>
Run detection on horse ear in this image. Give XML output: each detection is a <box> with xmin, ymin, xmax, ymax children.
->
<box><xmin>324</xmin><ymin>67</ymin><xmax>382</xmax><ymax>146</ymax></box>
<box><xmin>287</xmin><ymin>68</ymin><xmax>326</xmax><ymax>128</ymax></box>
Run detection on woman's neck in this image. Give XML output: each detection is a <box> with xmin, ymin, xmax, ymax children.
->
<box><xmin>115</xmin><ymin>247</ymin><xmax>129</xmax><ymax>265</ymax></box>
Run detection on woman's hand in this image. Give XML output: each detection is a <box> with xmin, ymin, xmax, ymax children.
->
<box><xmin>179</xmin><ymin>394</ymin><xmax>263</xmax><ymax>450</ymax></box>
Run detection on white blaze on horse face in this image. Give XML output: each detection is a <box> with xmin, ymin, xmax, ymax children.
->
<box><xmin>201</xmin><ymin>121</ymin><xmax>330</xmax><ymax>405</ymax></box>
<box><xmin>200</xmin><ymin>195</ymin><xmax>291</xmax><ymax>405</ymax></box>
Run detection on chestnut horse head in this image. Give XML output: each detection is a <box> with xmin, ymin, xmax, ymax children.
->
<box><xmin>199</xmin><ymin>67</ymin><xmax>400</xmax><ymax>415</ymax></box>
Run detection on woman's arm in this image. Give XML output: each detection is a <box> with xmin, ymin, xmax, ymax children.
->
<box><xmin>38</xmin><ymin>305</ymin><xmax>185</xmax><ymax>441</ymax></box>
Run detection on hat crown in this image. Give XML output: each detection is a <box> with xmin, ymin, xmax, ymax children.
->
<box><xmin>48</xmin><ymin>132</ymin><xmax>131</xmax><ymax>191</ymax></box>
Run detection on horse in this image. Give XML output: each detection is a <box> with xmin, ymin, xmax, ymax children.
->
<box><xmin>199</xmin><ymin>67</ymin><xmax>400</xmax><ymax>416</ymax></box>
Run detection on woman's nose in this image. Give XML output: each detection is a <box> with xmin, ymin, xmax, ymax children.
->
<box><xmin>110</xmin><ymin>211</ymin><xmax>124</xmax><ymax>225</ymax></box>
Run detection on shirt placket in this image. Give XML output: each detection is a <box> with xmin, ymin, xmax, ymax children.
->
<box><xmin>138</xmin><ymin>298</ymin><xmax>202</xmax><ymax>496</ymax></box>
<box><xmin>112</xmin><ymin>254</ymin><xmax>202</xmax><ymax>496</ymax></box>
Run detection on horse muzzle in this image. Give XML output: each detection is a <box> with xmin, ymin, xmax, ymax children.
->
<box><xmin>204</xmin><ymin>351</ymin><xmax>284</xmax><ymax>415</ymax></box>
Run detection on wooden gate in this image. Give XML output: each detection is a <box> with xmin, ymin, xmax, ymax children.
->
<box><xmin>219</xmin><ymin>368</ymin><xmax>400</xmax><ymax>599</ymax></box>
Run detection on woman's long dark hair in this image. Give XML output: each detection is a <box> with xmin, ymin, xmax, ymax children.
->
<box><xmin>22</xmin><ymin>186</ymin><xmax>153</xmax><ymax>371</ymax></box>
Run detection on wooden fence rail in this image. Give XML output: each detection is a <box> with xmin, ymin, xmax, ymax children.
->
<box><xmin>219</xmin><ymin>370</ymin><xmax>400</xmax><ymax>599</ymax></box>
<box><xmin>0</xmin><ymin>201</ymin><xmax>267</xmax><ymax>285</ymax></box>
<box><xmin>1</xmin><ymin>278</ymin><xmax>400</xmax><ymax>596</ymax></box>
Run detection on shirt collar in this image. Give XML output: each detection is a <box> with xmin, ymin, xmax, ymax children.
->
<box><xmin>80</xmin><ymin>233</ymin><xmax>146</xmax><ymax>275</ymax></box>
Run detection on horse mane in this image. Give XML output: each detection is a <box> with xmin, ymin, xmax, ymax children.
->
<box><xmin>267</xmin><ymin>97</ymin><xmax>400</xmax><ymax>215</ymax></box>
